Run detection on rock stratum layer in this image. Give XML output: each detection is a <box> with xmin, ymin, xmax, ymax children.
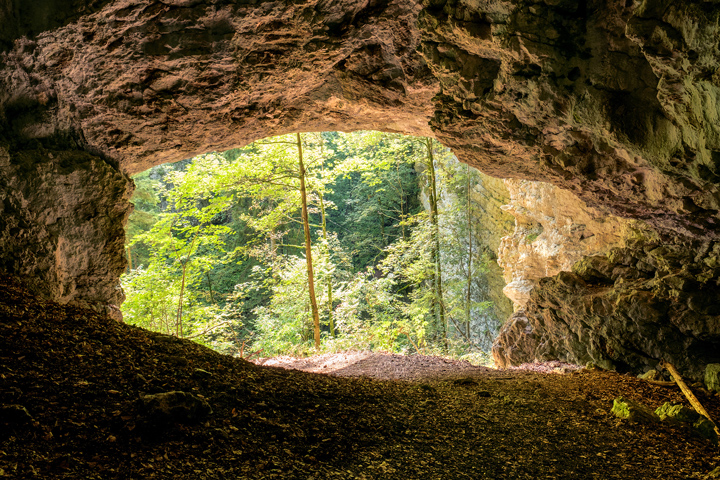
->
<box><xmin>1</xmin><ymin>0</ymin><xmax>720</xmax><ymax>376</ymax></box>
<box><xmin>498</xmin><ymin>178</ymin><xmax>646</xmax><ymax>309</ymax></box>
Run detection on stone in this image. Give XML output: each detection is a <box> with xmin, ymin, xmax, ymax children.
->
<box><xmin>694</xmin><ymin>417</ymin><xmax>719</xmax><ymax>445</ymax></box>
<box><xmin>192</xmin><ymin>368</ymin><xmax>213</xmax><ymax>379</ymax></box>
<box><xmin>655</xmin><ymin>403</ymin><xmax>719</xmax><ymax>444</ymax></box>
<box><xmin>491</xmin><ymin>310</ymin><xmax>539</xmax><ymax>368</ymax></box>
<box><xmin>0</xmin><ymin>404</ymin><xmax>34</xmax><ymax>426</ymax></box>
<box><xmin>610</xmin><ymin>397</ymin><xmax>658</xmax><ymax>423</ymax></box>
<box><xmin>140</xmin><ymin>391</ymin><xmax>212</xmax><ymax>424</ymax></box>
<box><xmin>706</xmin><ymin>364</ymin><xmax>720</xmax><ymax>393</ymax></box>
<box><xmin>638</xmin><ymin>370</ymin><xmax>658</xmax><ymax>381</ymax></box>
<box><xmin>655</xmin><ymin>403</ymin><xmax>701</xmax><ymax>424</ymax></box>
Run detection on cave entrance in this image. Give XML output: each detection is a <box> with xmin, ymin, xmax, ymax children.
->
<box><xmin>121</xmin><ymin>131</ymin><xmax>510</xmax><ymax>364</ymax></box>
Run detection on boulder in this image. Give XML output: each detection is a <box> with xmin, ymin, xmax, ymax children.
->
<box><xmin>0</xmin><ymin>404</ymin><xmax>34</xmax><ymax>426</ymax></box>
<box><xmin>0</xmin><ymin>404</ymin><xmax>35</xmax><ymax>439</ymax></box>
<box><xmin>638</xmin><ymin>370</ymin><xmax>657</xmax><ymax>381</ymax></box>
<box><xmin>655</xmin><ymin>403</ymin><xmax>719</xmax><ymax>444</ymax></box>
<box><xmin>611</xmin><ymin>397</ymin><xmax>658</xmax><ymax>423</ymax></box>
<box><xmin>706</xmin><ymin>364</ymin><xmax>720</xmax><ymax>393</ymax></box>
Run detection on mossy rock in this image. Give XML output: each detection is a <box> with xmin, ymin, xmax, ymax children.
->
<box><xmin>655</xmin><ymin>402</ymin><xmax>718</xmax><ymax>444</ymax></box>
<box><xmin>611</xmin><ymin>397</ymin><xmax>659</xmax><ymax>423</ymax></box>
<box><xmin>638</xmin><ymin>369</ymin><xmax>658</xmax><ymax>381</ymax></box>
<box><xmin>655</xmin><ymin>403</ymin><xmax>700</xmax><ymax>424</ymax></box>
<box><xmin>694</xmin><ymin>417</ymin><xmax>719</xmax><ymax>444</ymax></box>
<box><xmin>706</xmin><ymin>364</ymin><xmax>720</xmax><ymax>393</ymax></box>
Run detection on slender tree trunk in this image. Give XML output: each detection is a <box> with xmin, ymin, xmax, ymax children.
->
<box><xmin>127</xmin><ymin>246</ymin><xmax>133</xmax><ymax>272</ymax></box>
<box><xmin>297</xmin><ymin>132</ymin><xmax>322</xmax><ymax>349</ymax></box>
<box><xmin>378</xmin><ymin>212</ymin><xmax>386</xmax><ymax>247</ymax></box>
<box><xmin>396</xmin><ymin>158</ymin><xmax>407</xmax><ymax>241</ymax></box>
<box><xmin>466</xmin><ymin>164</ymin><xmax>472</xmax><ymax>339</ymax></box>
<box><xmin>205</xmin><ymin>270</ymin><xmax>215</xmax><ymax>304</ymax></box>
<box><xmin>176</xmin><ymin>260</ymin><xmax>187</xmax><ymax>338</ymax></box>
<box><xmin>425</xmin><ymin>138</ymin><xmax>447</xmax><ymax>351</ymax></box>
<box><xmin>319</xmin><ymin>191</ymin><xmax>335</xmax><ymax>337</ymax></box>
<box><xmin>269</xmin><ymin>199</ymin><xmax>278</xmax><ymax>258</ymax></box>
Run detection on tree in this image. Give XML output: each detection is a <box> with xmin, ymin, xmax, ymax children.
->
<box><xmin>424</xmin><ymin>138</ymin><xmax>448</xmax><ymax>351</ymax></box>
<box><xmin>296</xmin><ymin>132</ymin><xmax>322</xmax><ymax>349</ymax></box>
<box><xmin>122</xmin><ymin>130</ymin><xmax>498</xmax><ymax>359</ymax></box>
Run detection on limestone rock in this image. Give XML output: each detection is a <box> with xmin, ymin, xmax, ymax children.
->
<box><xmin>706</xmin><ymin>364</ymin><xmax>720</xmax><ymax>393</ymax></box>
<box><xmin>0</xmin><ymin>147</ymin><xmax>132</xmax><ymax>309</ymax></box>
<box><xmin>655</xmin><ymin>403</ymin><xmax>719</xmax><ymax>444</ymax></box>
<box><xmin>655</xmin><ymin>403</ymin><xmax>701</xmax><ymax>424</ymax></box>
<box><xmin>497</xmin><ymin>179</ymin><xmax>645</xmax><ymax>309</ymax></box>
<box><xmin>495</xmin><ymin>240</ymin><xmax>720</xmax><ymax>380</ymax></box>
<box><xmin>491</xmin><ymin>310</ymin><xmax>539</xmax><ymax>369</ymax></box>
<box><xmin>468</xmin><ymin>172</ymin><xmax>515</xmax><ymax>323</ymax></box>
<box><xmin>611</xmin><ymin>397</ymin><xmax>658</xmax><ymax>423</ymax></box>
<box><xmin>638</xmin><ymin>370</ymin><xmax>659</xmax><ymax>381</ymax></box>
<box><xmin>141</xmin><ymin>391</ymin><xmax>212</xmax><ymax>424</ymax></box>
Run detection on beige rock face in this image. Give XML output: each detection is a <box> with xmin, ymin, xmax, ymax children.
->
<box><xmin>0</xmin><ymin>145</ymin><xmax>132</xmax><ymax>311</ymax></box>
<box><xmin>498</xmin><ymin>179</ymin><xmax>643</xmax><ymax>309</ymax></box>
<box><xmin>471</xmin><ymin>173</ymin><xmax>515</xmax><ymax>322</ymax></box>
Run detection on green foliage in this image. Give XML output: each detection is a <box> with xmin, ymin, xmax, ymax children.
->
<box><xmin>121</xmin><ymin>131</ymin><xmax>498</xmax><ymax>360</ymax></box>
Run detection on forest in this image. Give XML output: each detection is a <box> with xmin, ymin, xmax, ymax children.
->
<box><xmin>122</xmin><ymin>131</ymin><xmax>500</xmax><ymax>363</ymax></box>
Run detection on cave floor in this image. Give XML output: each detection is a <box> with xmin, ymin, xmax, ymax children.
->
<box><xmin>1</xmin><ymin>277</ymin><xmax>719</xmax><ymax>479</ymax></box>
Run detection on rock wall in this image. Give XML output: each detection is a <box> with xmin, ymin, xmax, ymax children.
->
<box><xmin>470</xmin><ymin>173</ymin><xmax>515</xmax><ymax>324</ymax></box>
<box><xmin>0</xmin><ymin>144</ymin><xmax>131</xmax><ymax>313</ymax></box>
<box><xmin>497</xmin><ymin>179</ymin><xmax>647</xmax><ymax>308</ymax></box>
<box><xmin>493</xmin><ymin>240</ymin><xmax>720</xmax><ymax>381</ymax></box>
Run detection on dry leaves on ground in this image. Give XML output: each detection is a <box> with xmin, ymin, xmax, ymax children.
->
<box><xmin>1</xmin><ymin>275</ymin><xmax>719</xmax><ymax>479</ymax></box>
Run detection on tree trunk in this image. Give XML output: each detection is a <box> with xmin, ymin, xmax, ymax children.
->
<box><xmin>297</xmin><ymin>132</ymin><xmax>322</xmax><ymax>349</ymax></box>
<box><xmin>319</xmin><ymin>190</ymin><xmax>335</xmax><ymax>337</ymax></box>
<box><xmin>176</xmin><ymin>260</ymin><xmax>187</xmax><ymax>338</ymax></box>
<box><xmin>205</xmin><ymin>270</ymin><xmax>215</xmax><ymax>304</ymax></box>
<box><xmin>127</xmin><ymin>246</ymin><xmax>133</xmax><ymax>272</ymax></box>
<box><xmin>465</xmin><ymin>163</ymin><xmax>472</xmax><ymax>339</ymax></box>
<box><xmin>396</xmin><ymin>157</ymin><xmax>407</xmax><ymax>241</ymax></box>
<box><xmin>425</xmin><ymin>138</ymin><xmax>447</xmax><ymax>351</ymax></box>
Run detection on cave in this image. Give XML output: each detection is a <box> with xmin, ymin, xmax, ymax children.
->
<box><xmin>3</xmin><ymin>0</ymin><xmax>720</xmax><ymax>476</ymax></box>
<box><xmin>3</xmin><ymin>0</ymin><xmax>720</xmax><ymax>379</ymax></box>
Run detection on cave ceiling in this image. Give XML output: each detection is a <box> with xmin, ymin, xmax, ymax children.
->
<box><xmin>1</xmin><ymin>0</ymin><xmax>719</xmax><ymax>237</ymax></box>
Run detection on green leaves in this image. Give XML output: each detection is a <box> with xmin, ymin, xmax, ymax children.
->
<box><xmin>121</xmin><ymin>130</ymin><xmax>500</xmax><ymax>358</ymax></box>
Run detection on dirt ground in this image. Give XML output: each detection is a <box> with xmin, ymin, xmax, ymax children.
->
<box><xmin>255</xmin><ymin>351</ymin><xmax>582</xmax><ymax>381</ymax></box>
<box><xmin>2</xmin><ymin>275</ymin><xmax>720</xmax><ymax>479</ymax></box>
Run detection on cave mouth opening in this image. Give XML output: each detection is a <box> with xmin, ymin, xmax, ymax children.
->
<box><xmin>121</xmin><ymin>130</ymin><xmax>506</xmax><ymax>364</ymax></box>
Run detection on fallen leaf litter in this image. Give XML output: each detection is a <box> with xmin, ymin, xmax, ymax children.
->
<box><xmin>1</xmin><ymin>276</ymin><xmax>719</xmax><ymax>479</ymax></box>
